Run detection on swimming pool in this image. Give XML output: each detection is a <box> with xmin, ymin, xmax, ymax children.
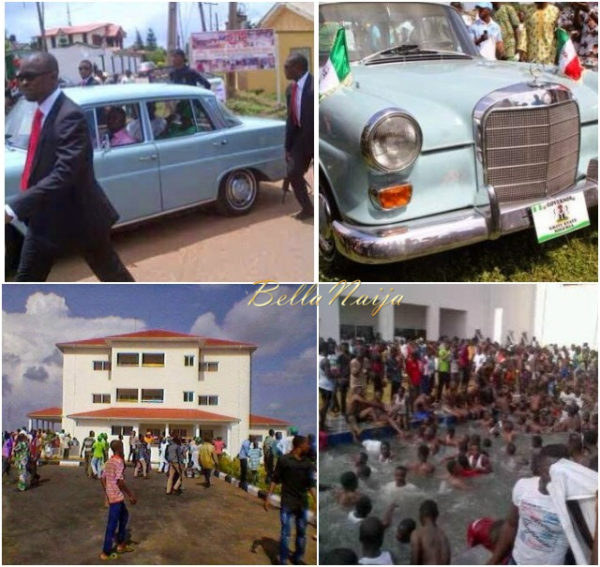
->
<box><xmin>319</xmin><ymin>424</ymin><xmax>572</xmax><ymax>564</ymax></box>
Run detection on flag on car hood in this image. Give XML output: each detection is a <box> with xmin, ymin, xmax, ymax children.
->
<box><xmin>319</xmin><ymin>27</ymin><xmax>352</xmax><ymax>98</ymax></box>
<box><xmin>556</xmin><ymin>28</ymin><xmax>584</xmax><ymax>81</ymax></box>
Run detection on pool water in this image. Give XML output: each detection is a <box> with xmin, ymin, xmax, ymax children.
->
<box><xmin>319</xmin><ymin>424</ymin><xmax>571</xmax><ymax>564</ymax></box>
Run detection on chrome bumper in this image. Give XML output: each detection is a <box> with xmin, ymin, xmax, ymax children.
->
<box><xmin>333</xmin><ymin>178</ymin><xmax>598</xmax><ymax>265</ymax></box>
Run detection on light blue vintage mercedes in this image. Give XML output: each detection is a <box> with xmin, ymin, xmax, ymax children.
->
<box><xmin>319</xmin><ymin>2</ymin><xmax>598</xmax><ymax>267</ymax></box>
<box><xmin>5</xmin><ymin>83</ymin><xmax>286</xmax><ymax>265</ymax></box>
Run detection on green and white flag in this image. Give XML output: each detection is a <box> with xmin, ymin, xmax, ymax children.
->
<box><xmin>556</xmin><ymin>27</ymin><xmax>583</xmax><ymax>81</ymax></box>
<box><xmin>319</xmin><ymin>27</ymin><xmax>352</xmax><ymax>98</ymax></box>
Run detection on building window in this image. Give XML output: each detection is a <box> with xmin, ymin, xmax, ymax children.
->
<box><xmin>199</xmin><ymin>361</ymin><xmax>219</xmax><ymax>372</ymax></box>
<box><xmin>142</xmin><ymin>353</ymin><xmax>165</xmax><ymax>367</ymax></box>
<box><xmin>198</xmin><ymin>429</ymin><xmax>214</xmax><ymax>440</ymax></box>
<box><xmin>184</xmin><ymin>355</ymin><xmax>195</xmax><ymax>367</ymax></box>
<box><xmin>141</xmin><ymin>389</ymin><xmax>164</xmax><ymax>403</ymax></box>
<box><xmin>93</xmin><ymin>361</ymin><xmax>111</xmax><ymax>371</ymax></box>
<box><xmin>170</xmin><ymin>428</ymin><xmax>188</xmax><ymax>438</ymax></box>
<box><xmin>253</xmin><ymin>435</ymin><xmax>264</xmax><ymax>442</ymax></box>
<box><xmin>92</xmin><ymin>393</ymin><xmax>111</xmax><ymax>404</ymax></box>
<box><xmin>116</xmin><ymin>353</ymin><xmax>139</xmax><ymax>367</ymax></box>
<box><xmin>198</xmin><ymin>395</ymin><xmax>219</xmax><ymax>406</ymax></box>
<box><xmin>116</xmin><ymin>388</ymin><xmax>138</xmax><ymax>402</ymax></box>
<box><xmin>183</xmin><ymin>391</ymin><xmax>194</xmax><ymax>402</ymax></box>
<box><xmin>111</xmin><ymin>425</ymin><xmax>134</xmax><ymax>436</ymax></box>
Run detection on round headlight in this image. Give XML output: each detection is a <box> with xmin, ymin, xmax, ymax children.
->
<box><xmin>361</xmin><ymin>109</ymin><xmax>422</xmax><ymax>172</ymax></box>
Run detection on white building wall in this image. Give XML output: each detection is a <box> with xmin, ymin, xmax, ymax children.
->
<box><xmin>535</xmin><ymin>284</ymin><xmax>598</xmax><ymax>346</ymax></box>
<box><xmin>47</xmin><ymin>44</ymin><xmax>142</xmax><ymax>84</ymax></box>
<box><xmin>319</xmin><ymin>283</ymin><xmax>538</xmax><ymax>343</ymax></box>
<box><xmin>60</xmin><ymin>340</ymin><xmax>252</xmax><ymax>454</ymax></box>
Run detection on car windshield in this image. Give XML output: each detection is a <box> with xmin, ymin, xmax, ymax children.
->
<box><xmin>5</xmin><ymin>97</ymin><xmax>36</xmax><ymax>150</ymax></box>
<box><xmin>319</xmin><ymin>2</ymin><xmax>477</xmax><ymax>63</ymax></box>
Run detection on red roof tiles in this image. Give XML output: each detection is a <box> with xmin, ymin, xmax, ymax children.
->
<box><xmin>67</xmin><ymin>407</ymin><xmax>239</xmax><ymax>422</ymax></box>
<box><xmin>249</xmin><ymin>414</ymin><xmax>290</xmax><ymax>426</ymax></box>
<box><xmin>27</xmin><ymin>407</ymin><xmax>63</xmax><ymax>418</ymax></box>
<box><xmin>42</xmin><ymin>23</ymin><xmax>124</xmax><ymax>38</ymax></box>
<box><xmin>57</xmin><ymin>329</ymin><xmax>256</xmax><ymax>350</ymax></box>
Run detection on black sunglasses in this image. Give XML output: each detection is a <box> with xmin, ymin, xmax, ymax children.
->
<box><xmin>16</xmin><ymin>70</ymin><xmax>52</xmax><ymax>82</ymax></box>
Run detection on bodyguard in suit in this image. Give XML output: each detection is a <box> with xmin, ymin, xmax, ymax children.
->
<box><xmin>5</xmin><ymin>52</ymin><xmax>134</xmax><ymax>282</ymax></box>
<box><xmin>78</xmin><ymin>59</ymin><xmax>101</xmax><ymax>87</ymax></box>
<box><xmin>284</xmin><ymin>53</ymin><xmax>314</xmax><ymax>221</ymax></box>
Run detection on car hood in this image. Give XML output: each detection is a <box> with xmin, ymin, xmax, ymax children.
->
<box><xmin>340</xmin><ymin>59</ymin><xmax>599</xmax><ymax>151</ymax></box>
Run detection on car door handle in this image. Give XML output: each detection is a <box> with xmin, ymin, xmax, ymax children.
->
<box><xmin>212</xmin><ymin>139</ymin><xmax>228</xmax><ymax>147</ymax></box>
<box><xmin>138</xmin><ymin>154</ymin><xmax>158</xmax><ymax>161</ymax></box>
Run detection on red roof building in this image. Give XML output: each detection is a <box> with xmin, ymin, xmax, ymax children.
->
<box><xmin>27</xmin><ymin>330</ymin><xmax>286</xmax><ymax>457</ymax></box>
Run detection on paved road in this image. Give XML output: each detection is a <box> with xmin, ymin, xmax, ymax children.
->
<box><xmin>3</xmin><ymin>464</ymin><xmax>316</xmax><ymax>565</ymax></box>
<box><xmin>41</xmin><ymin>176</ymin><xmax>314</xmax><ymax>282</ymax></box>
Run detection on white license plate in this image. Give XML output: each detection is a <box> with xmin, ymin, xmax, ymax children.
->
<box><xmin>531</xmin><ymin>192</ymin><xmax>590</xmax><ymax>243</ymax></box>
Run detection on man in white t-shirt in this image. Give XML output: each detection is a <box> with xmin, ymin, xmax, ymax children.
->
<box><xmin>487</xmin><ymin>444</ymin><xmax>570</xmax><ymax>564</ymax></box>
<box><xmin>469</xmin><ymin>2</ymin><xmax>505</xmax><ymax>60</ymax></box>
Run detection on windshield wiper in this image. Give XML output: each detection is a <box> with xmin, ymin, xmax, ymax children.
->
<box><xmin>361</xmin><ymin>44</ymin><xmax>469</xmax><ymax>64</ymax></box>
<box><xmin>361</xmin><ymin>44</ymin><xmax>422</xmax><ymax>64</ymax></box>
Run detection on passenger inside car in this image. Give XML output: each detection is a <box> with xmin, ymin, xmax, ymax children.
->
<box><xmin>106</xmin><ymin>107</ymin><xmax>137</xmax><ymax>147</ymax></box>
<box><xmin>127</xmin><ymin>102</ymin><xmax>167</xmax><ymax>141</ymax></box>
<box><xmin>163</xmin><ymin>101</ymin><xmax>198</xmax><ymax>138</ymax></box>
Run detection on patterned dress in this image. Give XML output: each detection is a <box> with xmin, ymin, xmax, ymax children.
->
<box><xmin>13</xmin><ymin>440</ymin><xmax>30</xmax><ymax>492</ymax></box>
<box><xmin>495</xmin><ymin>4</ymin><xmax>520</xmax><ymax>60</ymax></box>
<box><xmin>578</xmin><ymin>6</ymin><xmax>598</xmax><ymax>69</ymax></box>
<box><xmin>525</xmin><ymin>4</ymin><xmax>560</xmax><ymax>64</ymax></box>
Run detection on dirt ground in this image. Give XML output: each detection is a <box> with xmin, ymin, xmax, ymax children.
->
<box><xmin>41</xmin><ymin>175</ymin><xmax>314</xmax><ymax>282</ymax></box>
<box><xmin>2</xmin><ymin>464</ymin><xmax>316</xmax><ymax>565</ymax></box>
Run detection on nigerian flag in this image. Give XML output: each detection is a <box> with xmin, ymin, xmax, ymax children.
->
<box><xmin>556</xmin><ymin>28</ymin><xmax>583</xmax><ymax>81</ymax></box>
<box><xmin>319</xmin><ymin>27</ymin><xmax>352</xmax><ymax>97</ymax></box>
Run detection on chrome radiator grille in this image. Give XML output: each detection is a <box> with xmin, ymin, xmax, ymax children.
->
<box><xmin>483</xmin><ymin>101</ymin><xmax>580</xmax><ymax>203</ymax></box>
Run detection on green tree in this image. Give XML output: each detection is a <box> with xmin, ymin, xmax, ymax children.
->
<box><xmin>144</xmin><ymin>47</ymin><xmax>166</xmax><ymax>66</ymax></box>
<box><xmin>146</xmin><ymin>28</ymin><xmax>157</xmax><ymax>51</ymax></box>
<box><xmin>133</xmin><ymin>29</ymin><xmax>144</xmax><ymax>50</ymax></box>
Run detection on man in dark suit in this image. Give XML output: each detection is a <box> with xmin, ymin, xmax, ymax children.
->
<box><xmin>78</xmin><ymin>59</ymin><xmax>100</xmax><ymax>87</ymax></box>
<box><xmin>169</xmin><ymin>49</ymin><xmax>211</xmax><ymax>90</ymax></box>
<box><xmin>5</xmin><ymin>52</ymin><xmax>134</xmax><ymax>282</ymax></box>
<box><xmin>284</xmin><ymin>53</ymin><xmax>314</xmax><ymax>221</ymax></box>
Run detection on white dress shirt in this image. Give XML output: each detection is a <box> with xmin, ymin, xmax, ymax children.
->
<box><xmin>294</xmin><ymin>71</ymin><xmax>309</xmax><ymax>127</ymax></box>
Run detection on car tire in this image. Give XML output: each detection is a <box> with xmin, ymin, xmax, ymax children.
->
<box><xmin>216</xmin><ymin>169</ymin><xmax>258</xmax><ymax>216</ymax></box>
<box><xmin>319</xmin><ymin>186</ymin><xmax>352</xmax><ymax>275</ymax></box>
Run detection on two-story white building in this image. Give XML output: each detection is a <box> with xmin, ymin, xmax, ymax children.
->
<box><xmin>27</xmin><ymin>329</ymin><xmax>289</xmax><ymax>458</ymax></box>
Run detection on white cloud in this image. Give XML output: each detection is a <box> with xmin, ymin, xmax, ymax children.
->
<box><xmin>190</xmin><ymin>286</ymin><xmax>316</xmax><ymax>357</ymax></box>
<box><xmin>256</xmin><ymin>346</ymin><xmax>316</xmax><ymax>387</ymax></box>
<box><xmin>3</xmin><ymin>292</ymin><xmax>144</xmax><ymax>430</ymax></box>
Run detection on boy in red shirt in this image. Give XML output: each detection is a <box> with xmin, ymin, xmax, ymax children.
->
<box><xmin>100</xmin><ymin>440</ymin><xmax>136</xmax><ymax>560</ymax></box>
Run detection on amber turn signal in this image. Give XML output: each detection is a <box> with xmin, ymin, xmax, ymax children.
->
<box><xmin>376</xmin><ymin>184</ymin><xmax>413</xmax><ymax>210</ymax></box>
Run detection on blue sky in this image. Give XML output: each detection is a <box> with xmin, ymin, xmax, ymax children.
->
<box><xmin>2</xmin><ymin>284</ymin><xmax>317</xmax><ymax>434</ymax></box>
<box><xmin>5</xmin><ymin>2</ymin><xmax>277</xmax><ymax>47</ymax></box>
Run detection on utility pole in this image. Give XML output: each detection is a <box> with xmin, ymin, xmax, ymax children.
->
<box><xmin>198</xmin><ymin>3</ymin><xmax>207</xmax><ymax>32</ymax></box>
<box><xmin>215</xmin><ymin>12</ymin><xmax>219</xmax><ymax>31</ymax></box>
<box><xmin>167</xmin><ymin>2</ymin><xmax>177</xmax><ymax>53</ymax></box>
<box><xmin>66</xmin><ymin>2</ymin><xmax>72</xmax><ymax>26</ymax></box>
<box><xmin>226</xmin><ymin>2</ymin><xmax>237</xmax><ymax>99</ymax></box>
<box><xmin>205</xmin><ymin>2</ymin><xmax>218</xmax><ymax>31</ymax></box>
<box><xmin>36</xmin><ymin>2</ymin><xmax>47</xmax><ymax>52</ymax></box>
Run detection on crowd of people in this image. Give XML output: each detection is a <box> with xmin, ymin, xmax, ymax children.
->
<box><xmin>3</xmin><ymin>424</ymin><xmax>317</xmax><ymax>563</ymax></box>
<box><xmin>5</xmin><ymin>48</ymin><xmax>212</xmax><ymax>114</ymax></box>
<box><xmin>319</xmin><ymin>334</ymin><xmax>598</xmax><ymax>564</ymax></box>
<box><xmin>454</xmin><ymin>2</ymin><xmax>598</xmax><ymax>68</ymax></box>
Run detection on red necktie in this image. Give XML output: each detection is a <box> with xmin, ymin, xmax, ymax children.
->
<box><xmin>291</xmin><ymin>81</ymin><xmax>299</xmax><ymax>127</ymax></box>
<box><xmin>20</xmin><ymin>108</ymin><xmax>44</xmax><ymax>191</ymax></box>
